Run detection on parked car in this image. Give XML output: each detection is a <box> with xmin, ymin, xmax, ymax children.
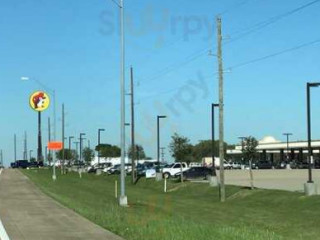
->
<box><xmin>174</xmin><ymin>167</ymin><xmax>213</xmax><ymax>180</ymax></box>
<box><xmin>136</xmin><ymin>164</ymin><xmax>157</xmax><ymax>177</ymax></box>
<box><xmin>88</xmin><ymin>163</ymin><xmax>111</xmax><ymax>173</ymax></box>
<box><xmin>189</xmin><ymin>162</ymin><xmax>202</xmax><ymax>168</ymax></box>
<box><xmin>297</xmin><ymin>162</ymin><xmax>309</xmax><ymax>169</ymax></box>
<box><xmin>125</xmin><ymin>163</ymin><xmax>132</xmax><ymax>174</ymax></box>
<box><xmin>15</xmin><ymin>160</ymin><xmax>30</xmax><ymax>169</ymax></box>
<box><xmin>162</xmin><ymin>162</ymin><xmax>189</xmax><ymax>178</ymax></box>
<box><xmin>215</xmin><ymin>160</ymin><xmax>232</xmax><ymax>170</ymax></box>
<box><xmin>256</xmin><ymin>161</ymin><xmax>273</xmax><ymax>169</ymax></box>
<box><xmin>102</xmin><ymin>163</ymin><xmax>114</xmax><ymax>173</ymax></box>
<box><xmin>231</xmin><ymin>162</ymin><xmax>241</xmax><ymax>169</ymax></box>
<box><xmin>107</xmin><ymin>164</ymin><xmax>121</xmax><ymax>174</ymax></box>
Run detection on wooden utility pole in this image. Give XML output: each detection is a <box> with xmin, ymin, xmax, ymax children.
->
<box><xmin>48</xmin><ymin>117</ymin><xmax>51</xmax><ymax>165</ymax></box>
<box><xmin>14</xmin><ymin>134</ymin><xmax>17</xmax><ymax>163</ymax></box>
<box><xmin>130</xmin><ymin>66</ymin><xmax>136</xmax><ymax>183</ymax></box>
<box><xmin>217</xmin><ymin>16</ymin><xmax>225</xmax><ymax>202</ymax></box>
<box><xmin>24</xmin><ymin>131</ymin><xmax>28</xmax><ymax>161</ymax></box>
<box><xmin>62</xmin><ymin>104</ymin><xmax>65</xmax><ymax>174</ymax></box>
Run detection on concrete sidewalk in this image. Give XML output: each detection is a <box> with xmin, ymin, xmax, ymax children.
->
<box><xmin>0</xmin><ymin>169</ymin><xmax>123</xmax><ymax>240</ymax></box>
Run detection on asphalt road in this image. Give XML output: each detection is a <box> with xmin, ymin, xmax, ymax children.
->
<box><xmin>0</xmin><ymin>169</ymin><xmax>123</xmax><ymax>240</ymax></box>
<box><xmin>223</xmin><ymin>169</ymin><xmax>320</xmax><ymax>192</ymax></box>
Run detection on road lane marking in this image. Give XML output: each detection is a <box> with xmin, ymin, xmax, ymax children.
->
<box><xmin>0</xmin><ymin>219</ymin><xmax>10</xmax><ymax>240</ymax></box>
<box><xmin>0</xmin><ymin>169</ymin><xmax>10</xmax><ymax>240</ymax></box>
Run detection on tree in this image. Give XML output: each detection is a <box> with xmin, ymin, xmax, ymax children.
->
<box><xmin>128</xmin><ymin>144</ymin><xmax>146</xmax><ymax>160</ymax></box>
<box><xmin>192</xmin><ymin>140</ymin><xmax>228</xmax><ymax>162</ymax></box>
<box><xmin>242</xmin><ymin>136</ymin><xmax>258</xmax><ymax>190</ymax></box>
<box><xmin>96</xmin><ymin>144</ymin><xmax>121</xmax><ymax>158</ymax></box>
<box><xmin>83</xmin><ymin>147</ymin><xmax>95</xmax><ymax>164</ymax></box>
<box><xmin>169</xmin><ymin>133</ymin><xmax>193</xmax><ymax>163</ymax></box>
<box><xmin>55</xmin><ymin>149</ymin><xmax>76</xmax><ymax>161</ymax></box>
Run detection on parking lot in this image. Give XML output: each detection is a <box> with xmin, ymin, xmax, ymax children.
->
<box><xmin>223</xmin><ymin>169</ymin><xmax>320</xmax><ymax>192</ymax></box>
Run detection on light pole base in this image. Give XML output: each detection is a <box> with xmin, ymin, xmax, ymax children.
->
<box><xmin>208</xmin><ymin>176</ymin><xmax>218</xmax><ymax>187</ymax></box>
<box><xmin>304</xmin><ymin>182</ymin><xmax>318</xmax><ymax>196</ymax></box>
<box><xmin>119</xmin><ymin>195</ymin><xmax>128</xmax><ymax>206</ymax></box>
<box><xmin>52</xmin><ymin>175</ymin><xmax>56</xmax><ymax>181</ymax></box>
<box><xmin>155</xmin><ymin>172</ymin><xmax>163</xmax><ymax>181</ymax></box>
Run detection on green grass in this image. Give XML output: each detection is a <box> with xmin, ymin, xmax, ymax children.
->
<box><xmin>22</xmin><ymin>169</ymin><xmax>320</xmax><ymax>240</ymax></box>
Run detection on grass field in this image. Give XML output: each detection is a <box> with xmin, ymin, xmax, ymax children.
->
<box><xmin>22</xmin><ymin>169</ymin><xmax>320</xmax><ymax>240</ymax></box>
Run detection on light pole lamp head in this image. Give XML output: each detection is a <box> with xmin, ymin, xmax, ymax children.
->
<box><xmin>99</xmin><ymin>128</ymin><xmax>105</xmax><ymax>132</ymax></box>
<box><xmin>21</xmin><ymin>77</ymin><xmax>30</xmax><ymax>81</ymax></box>
<box><xmin>283</xmin><ymin>133</ymin><xmax>293</xmax><ymax>136</ymax></box>
<box><xmin>158</xmin><ymin>115</ymin><xmax>167</xmax><ymax>119</ymax></box>
<box><xmin>308</xmin><ymin>82</ymin><xmax>320</xmax><ymax>88</ymax></box>
<box><xmin>212</xmin><ymin>103</ymin><xmax>219</xmax><ymax>107</ymax></box>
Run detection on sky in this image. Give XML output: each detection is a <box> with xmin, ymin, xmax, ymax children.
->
<box><xmin>1</xmin><ymin>0</ymin><xmax>320</xmax><ymax>166</ymax></box>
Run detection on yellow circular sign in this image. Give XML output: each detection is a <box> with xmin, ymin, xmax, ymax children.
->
<box><xmin>29</xmin><ymin>91</ymin><xmax>50</xmax><ymax>112</ymax></box>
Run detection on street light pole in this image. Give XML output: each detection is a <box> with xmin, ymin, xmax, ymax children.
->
<box><xmin>69</xmin><ymin>136</ymin><xmax>74</xmax><ymax>165</ymax></box>
<box><xmin>98</xmin><ymin>129</ymin><xmax>105</xmax><ymax>165</ymax></box>
<box><xmin>106</xmin><ymin>0</ymin><xmax>127</xmax><ymax>205</ymax></box>
<box><xmin>119</xmin><ymin>0</ymin><xmax>127</xmax><ymax>207</ymax></box>
<box><xmin>211</xmin><ymin>103</ymin><xmax>219</xmax><ymax>176</ymax></box>
<box><xmin>69</xmin><ymin>136</ymin><xmax>74</xmax><ymax>151</ymax></box>
<box><xmin>79</xmin><ymin>133</ymin><xmax>86</xmax><ymax>166</ymax></box>
<box><xmin>306</xmin><ymin>82</ymin><xmax>320</xmax><ymax>183</ymax></box>
<box><xmin>74</xmin><ymin>141</ymin><xmax>80</xmax><ymax>164</ymax></box>
<box><xmin>283</xmin><ymin>133</ymin><xmax>292</xmax><ymax>163</ymax></box>
<box><xmin>29</xmin><ymin>150</ymin><xmax>33</xmax><ymax>161</ymax></box>
<box><xmin>157</xmin><ymin>116</ymin><xmax>167</xmax><ymax>166</ymax></box>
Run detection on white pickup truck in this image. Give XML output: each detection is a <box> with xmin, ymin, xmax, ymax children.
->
<box><xmin>162</xmin><ymin>162</ymin><xmax>189</xmax><ymax>178</ymax></box>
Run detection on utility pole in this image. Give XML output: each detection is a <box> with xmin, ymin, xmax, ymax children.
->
<box><xmin>48</xmin><ymin>117</ymin><xmax>51</xmax><ymax>165</ymax></box>
<box><xmin>0</xmin><ymin>150</ymin><xmax>3</xmax><ymax>167</ymax></box>
<box><xmin>37</xmin><ymin>112</ymin><xmax>43</xmax><ymax>163</ymax></box>
<box><xmin>217</xmin><ymin>16</ymin><xmax>225</xmax><ymax>202</ymax></box>
<box><xmin>130</xmin><ymin>66</ymin><xmax>136</xmax><ymax>183</ymax></box>
<box><xmin>24</xmin><ymin>131</ymin><xmax>28</xmax><ymax>161</ymax></box>
<box><xmin>119</xmin><ymin>0</ymin><xmax>127</xmax><ymax>206</ymax></box>
<box><xmin>79</xmin><ymin>133</ymin><xmax>86</xmax><ymax>165</ymax></box>
<box><xmin>62</xmin><ymin>104</ymin><xmax>65</xmax><ymax>174</ymax></box>
<box><xmin>14</xmin><ymin>134</ymin><xmax>17</xmax><ymax>163</ymax></box>
<box><xmin>211</xmin><ymin>103</ymin><xmax>219</xmax><ymax>176</ymax></box>
<box><xmin>74</xmin><ymin>141</ymin><xmax>80</xmax><ymax>164</ymax></box>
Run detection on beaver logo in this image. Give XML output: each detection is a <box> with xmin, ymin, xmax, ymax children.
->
<box><xmin>29</xmin><ymin>91</ymin><xmax>50</xmax><ymax>112</ymax></box>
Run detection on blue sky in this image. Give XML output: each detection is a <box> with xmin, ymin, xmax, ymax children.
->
<box><xmin>1</xmin><ymin>0</ymin><xmax>320</xmax><ymax>166</ymax></box>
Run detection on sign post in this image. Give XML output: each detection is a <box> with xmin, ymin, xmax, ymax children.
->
<box><xmin>29</xmin><ymin>91</ymin><xmax>51</xmax><ymax>175</ymax></box>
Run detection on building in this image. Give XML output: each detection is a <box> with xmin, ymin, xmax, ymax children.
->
<box><xmin>227</xmin><ymin>136</ymin><xmax>320</xmax><ymax>164</ymax></box>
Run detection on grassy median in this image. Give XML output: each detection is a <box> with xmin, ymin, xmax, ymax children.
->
<box><xmin>22</xmin><ymin>168</ymin><xmax>320</xmax><ymax>240</ymax></box>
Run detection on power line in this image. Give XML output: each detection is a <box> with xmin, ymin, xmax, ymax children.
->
<box><xmin>135</xmin><ymin>0</ymin><xmax>257</xmax><ymax>86</ymax></box>
<box><xmin>218</xmin><ymin>0</ymin><xmax>253</xmax><ymax>16</ymax></box>
<box><xmin>137</xmin><ymin>37</ymin><xmax>320</xmax><ymax>102</ymax></box>
<box><xmin>226</xmin><ymin>0</ymin><xmax>320</xmax><ymax>44</ymax></box>
<box><xmin>139</xmin><ymin>48</ymin><xmax>208</xmax><ymax>84</ymax></box>
<box><xmin>229</xmin><ymin>38</ymin><xmax>320</xmax><ymax>70</ymax></box>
